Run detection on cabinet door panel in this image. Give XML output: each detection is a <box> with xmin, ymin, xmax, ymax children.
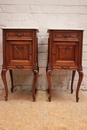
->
<box><xmin>5</xmin><ymin>41</ymin><xmax>33</xmax><ymax>66</ymax></box>
<box><xmin>52</xmin><ymin>42</ymin><xmax>79</xmax><ymax>66</ymax></box>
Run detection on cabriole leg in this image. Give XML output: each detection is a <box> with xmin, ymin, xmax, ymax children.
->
<box><xmin>32</xmin><ymin>70</ymin><xmax>38</xmax><ymax>102</ymax></box>
<box><xmin>76</xmin><ymin>71</ymin><xmax>83</xmax><ymax>102</ymax></box>
<box><xmin>9</xmin><ymin>70</ymin><xmax>14</xmax><ymax>93</ymax></box>
<box><xmin>46</xmin><ymin>70</ymin><xmax>52</xmax><ymax>102</ymax></box>
<box><xmin>1</xmin><ymin>69</ymin><xmax>8</xmax><ymax>101</ymax></box>
<box><xmin>71</xmin><ymin>70</ymin><xmax>76</xmax><ymax>94</ymax></box>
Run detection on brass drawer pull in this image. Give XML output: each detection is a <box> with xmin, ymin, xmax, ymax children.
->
<box><xmin>16</xmin><ymin>33</ymin><xmax>24</xmax><ymax>37</ymax></box>
<box><xmin>16</xmin><ymin>66</ymin><xmax>24</xmax><ymax>69</ymax></box>
<box><xmin>53</xmin><ymin>52</ymin><xmax>56</xmax><ymax>55</ymax></box>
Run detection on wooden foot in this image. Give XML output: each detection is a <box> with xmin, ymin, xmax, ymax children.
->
<box><xmin>48</xmin><ymin>96</ymin><xmax>51</xmax><ymax>102</ymax></box>
<box><xmin>76</xmin><ymin>97</ymin><xmax>79</xmax><ymax>102</ymax></box>
<box><xmin>33</xmin><ymin>97</ymin><xmax>36</xmax><ymax>102</ymax></box>
<box><xmin>5</xmin><ymin>96</ymin><xmax>8</xmax><ymax>101</ymax></box>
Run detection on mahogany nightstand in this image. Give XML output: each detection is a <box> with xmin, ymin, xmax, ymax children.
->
<box><xmin>1</xmin><ymin>28</ymin><xmax>39</xmax><ymax>101</ymax></box>
<box><xmin>46</xmin><ymin>29</ymin><xmax>84</xmax><ymax>102</ymax></box>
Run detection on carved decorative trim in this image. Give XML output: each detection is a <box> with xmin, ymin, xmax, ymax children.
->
<box><xmin>46</xmin><ymin>63</ymin><xmax>52</xmax><ymax>72</ymax></box>
<box><xmin>78</xmin><ymin>66</ymin><xmax>83</xmax><ymax>71</ymax></box>
<box><xmin>2</xmin><ymin>64</ymin><xmax>7</xmax><ymax>69</ymax></box>
<box><xmin>62</xmin><ymin>34</ymin><xmax>71</xmax><ymax>38</ymax></box>
<box><xmin>16</xmin><ymin>33</ymin><xmax>24</xmax><ymax>37</ymax></box>
<box><xmin>62</xmin><ymin>47</ymin><xmax>70</xmax><ymax>53</ymax></box>
<box><xmin>15</xmin><ymin>46</ymin><xmax>24</xmax><ymax>52</ymax></box>
<box><xmin>33</xmin><ymin>63</ymin><xmax>39</xmax><ymax>73</ymax></box>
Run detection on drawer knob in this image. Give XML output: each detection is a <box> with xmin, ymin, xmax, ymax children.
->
<box><xmin>30</xmin><ymin>51</ymin><xmax>32</xmax><ymax>55</ymax></box>
<box><xmin>53</xmin><ymin>52</ymin><xmax>56</xmax><ymax>55</ymax></box>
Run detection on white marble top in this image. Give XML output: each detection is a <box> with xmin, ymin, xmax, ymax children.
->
<box><xmin>1</xmin><ymin>27</ymin><xmax>39</xmax><ymax>32</ymax></box>
<box><xmin>47</xmin><ymin>28</ymin><xmax>84</xmax><ymax>32</ymax></box>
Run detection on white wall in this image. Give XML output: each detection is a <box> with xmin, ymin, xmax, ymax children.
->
<box><xmin>0</xmin><ymin>0</ymin><xmax>87</xmax><ymax>91</ymax></box>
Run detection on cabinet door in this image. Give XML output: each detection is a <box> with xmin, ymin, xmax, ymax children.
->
<box><xmin>52</xmin><ymin>42</ymin><xmax>79</xmax><ymax>67</ymax></box>
<box><xmin>5</xmin><ymin>41</ymin><xmax>33</xmax><ymax>66</ymax></box>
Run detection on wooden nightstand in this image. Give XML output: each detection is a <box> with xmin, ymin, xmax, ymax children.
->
<box><xmin>1</xmin><ymin>28</ymin><xmax>39</xmax><ymax>101</ymax></box>
<box><xmin>46</xmin><ymin>29</ymin><xmax>84</xmax><ymax>102</ymax></box>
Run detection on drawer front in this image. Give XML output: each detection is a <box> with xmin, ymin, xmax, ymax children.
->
<box><xmin>53</xmin><ymin>31</ymin><xmax>79</xmax><ymax>41</ymax></box>
<box><xmin>52</xmin><ymin>42</ymin><xmax>79</xmax><ymax>66</ymax></box>
<box><xmin>6</xmin><ymin>30</ymin><xmax>33</xmax><ymax>40</ymax></box>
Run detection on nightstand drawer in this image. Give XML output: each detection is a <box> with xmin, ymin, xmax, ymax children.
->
<box><xmin>6</xmin><ymin>31</ymin><xmax>33</xmax><ymax>40</ymax></box>
<box><xmin>53</xmin><ymin>31</ymin><xmax>79</xmax><ymax>41</ymax></box>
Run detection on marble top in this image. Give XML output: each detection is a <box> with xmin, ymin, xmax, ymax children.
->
<box><xmin>1</xmin><ymin>27</ymin><xmax>39</xmax><ymax>32</ymax></box>
<box><xmin>47</xmin><ymin>28</ymin><xmax>84</xmax><ymax>32</ymax></box>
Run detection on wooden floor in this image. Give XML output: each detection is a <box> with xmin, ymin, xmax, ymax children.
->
<box><xmin>0</xmin><ymin>89</ymin><xmax>87</xmax><ymax>130</ymax></box>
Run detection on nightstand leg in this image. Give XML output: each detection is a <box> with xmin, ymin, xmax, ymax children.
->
<box><xmin>32</xmin><ymin>71</ymin><xmax>38</xmax><ymax>102</ymax></box>
<box><xmin>46</xmin><ymin>70</ymin><xmax>52</xmax><ymax>102</ymax></box>
<box><xmin>71</xmin><ymin>70</ymin><xmax>76</xmax><ymax>94</ymax></box>
<box><xmin>76</xmin><ymin>71</ymin><xmax>83</xmax><ymax>102</ymax></box>
<box><xmin>1</xmin><ymin>69</ymin><xmax>8</xmax><ymax>101</ymax></box>
<box><xmin>9</xmin><ymin>70</ymin><xmax>14</xmax><ymax>93</ymax></box>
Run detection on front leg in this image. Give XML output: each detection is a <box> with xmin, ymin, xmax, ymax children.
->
<box><xmin>32</xmin><ymin>68</ymin><xmax>39</xmax><ymax>102</ymax></box>
<box><xmin>1</xmin><ymin>69</ymin><xmax>8</xmax><ymax>101</ymax></box>
<box><xmin>76</xmin><ymin>71</ymin><xmax>83</xmax><ymax>102</ymax></box>
<box><xmin>46</xmin><ymin>70</ymin><xmax>52</xmax><ymax>102</ymax></box>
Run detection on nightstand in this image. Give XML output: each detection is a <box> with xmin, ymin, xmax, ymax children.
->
<box><xmin>46</xmin><ymin>29</ymin><xmax>83</xmax><ymax>102</ymax></box>
<box><xmin>1</xmin><ymin>28</ymin><xmax>39</xmax><ymax>101</ymax></box>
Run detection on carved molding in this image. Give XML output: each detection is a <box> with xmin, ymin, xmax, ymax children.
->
<box><xmin>2</xmin><ymin>64</ymin><xmax>7</xmax><ymax>69</ymax></box>
<box><xmin>33</xmin><ymin>63</ymin><xmax>39</xmax><ymax>73</ymax></box>
<box><xmin>15</xmin><ymin>46</ymin><xmax>24</xmax><ymax>52</ymax></box>
<box><xmin>62</xmin><ymin>47</ymin><xmax>70</xmax><ymax>53</ymax></box>
<box><xmin>62</xmin><ymin>34</ymin><xmax>71</xmax><ymax>38</ymax></box>
<box><xmin>46</xmin><ymin>63</ymin><xmax>52</xmax><ymax>72</ymax></box>
<box><xmin>78</xmin><ymin>66</ymin><xmax>83</xmax><ymax>71</ymax></box>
